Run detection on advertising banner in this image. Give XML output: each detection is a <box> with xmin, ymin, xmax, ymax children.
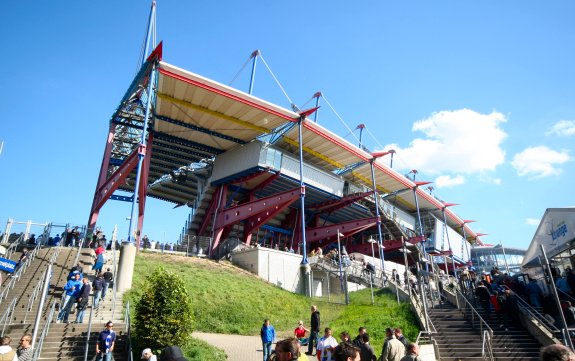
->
<box><xmin>0</xmin><ymin>257</ymin><xmax>17</xmax><ymax>273</ymax></box>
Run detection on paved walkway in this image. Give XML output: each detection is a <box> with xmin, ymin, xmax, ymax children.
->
<box><xmin>193</xmin><ymin>332</ymin><xmax>265</xmax><ymax>361</ymax></box>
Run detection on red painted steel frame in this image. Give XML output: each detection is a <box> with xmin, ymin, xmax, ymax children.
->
<box><xmin>305</xmin><ymin>216</ymin><xmax>380</xmax><ymax>244</ymax></box>
<box><xmin>209</xmin><ymin>186</ymin><xmax>304</xmax><ymax>256</ymax></box>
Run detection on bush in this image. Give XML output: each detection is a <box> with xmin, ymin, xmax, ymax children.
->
<box><xmin>133</xmin><ymin>266</ymin><xmax>195</xmax><ymax>351</ymax></box>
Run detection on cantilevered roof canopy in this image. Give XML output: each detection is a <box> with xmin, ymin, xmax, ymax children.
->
<box><xmin>110</xmin><ymin>57</ymin><xmax>480</xmax><ymax>242</ymax></box>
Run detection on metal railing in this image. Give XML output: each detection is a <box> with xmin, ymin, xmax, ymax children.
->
<box><xmin>23</xmin><ymin>270</ymin><xmax>48</xmax><ymax>324</ymax></box>
<box><xmin>0</xmin><ymin>297</ymin><xmax>17</xmax><ymax>336</ymax></box>
<box><xmin>502</xmin><ymin>288</ymin><xmax>559</xmax><ymax>333</ymax></box>
<box><xmin>4</xmin><ymin>235</ymin><xmax>22</xmax><ymax>258</ymax></box>
<box><xmin>454</xmin><ymin>289</ymin><xmax>494</xmax><ymax>361</ymax></box>
<box><xmin>125</xmin><ymin>302</ymin><xmax>134</xmax><ymax>361</ymax></box>
<box><xmin>32</xmin><ymin>300</ymin><xmax>57</xmax><ymax>361</ymax></box>
<box><xmin>415</xmin><ymin>330</ymin><xmax>440</xmax><ymax>360</ymax></box>
<box><xmin>72</xmin><ymin>236</ymin><xmax>86</xmax><ymax>267</ymax></box>
<box><xmin>0</xmin><ymin>242</ymin><xmax>41</xmax><ymax>304</ymax></box>
<box><xmin>83</xmin><ymin>296</ymin><xmax>96</xmax><ymax>361</ymax></box>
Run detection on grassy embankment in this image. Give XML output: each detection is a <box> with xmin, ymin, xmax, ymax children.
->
<box><xmin>124</xmin><ymin>252</ymin><xmax>419</xmax><ymax>360</ymax></box>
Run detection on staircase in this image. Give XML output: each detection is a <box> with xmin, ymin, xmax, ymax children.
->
<box><xmin>0</xmin><ymin>245</ymin><xmax>130</xmax><ymax>361</ymax></box>
<box><xmin>428</xmin><ymin>298</ymin><xmax>541</xmax><ymax>360</ymax></box>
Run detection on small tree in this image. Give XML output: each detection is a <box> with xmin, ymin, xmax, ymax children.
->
<box><xmin>134</xmin><ymin>266</ymin><xmax>195</xmax><ymax>350</ymax></box>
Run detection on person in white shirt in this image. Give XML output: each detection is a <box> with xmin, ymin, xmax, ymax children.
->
<box><xmin>317</xmin><ymin>328</ymin><xmax>338</xmax><ymax>361</ymax></box>
<box><xmin>0</xmin><ymin>336</ymin><xmax>18</xmax><ymax>361</ymax></box>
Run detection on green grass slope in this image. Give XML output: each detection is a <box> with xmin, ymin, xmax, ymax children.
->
<box><xmin>124</xmin><ymin>252</ymin><xmax>420</xmax><ymax>359</ymax></box>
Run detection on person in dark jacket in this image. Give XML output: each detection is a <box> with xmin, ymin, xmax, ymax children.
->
<box><xmin>75</xmin><ymin>277</ymin><xmax>91</xmax><ymax>323</ymax></box>
<box><xmin>307</xmin><ymin>305</ymin><xmax>321</xmax><ymax>355</ymax></box>
<box><xmin>93</xmin><ymin>273</ymin><xmax>106</xmax><ymax>308</ymax></box>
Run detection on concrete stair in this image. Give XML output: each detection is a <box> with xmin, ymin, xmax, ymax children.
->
<box><xmin>37</xmin><ymin>323</ymin><xmax>128</xmax><ymax>361</ymax></box>
<box><xmin>429</xmin><ymin>302</ymin><xmax>540</xmax><ymax>361</ymax></box>
<box><xmin>1</xmin><ymin>245</ymin><xmax>130</xmax><ymax>361</ymax></box>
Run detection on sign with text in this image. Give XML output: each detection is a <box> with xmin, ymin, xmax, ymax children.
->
<box><xmin>0</xmin><ymin>257</ymin><xmax>17</xmax><ymax>273</ymax></box>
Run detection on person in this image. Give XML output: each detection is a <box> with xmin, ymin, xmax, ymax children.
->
<box><xmin>261</xmin><ymin>319</ymin><xmax>276</xmax><ymax>361</ymax></box>
<box><xmin>317</xmin><ymin>328</ymin><xmax>338</xmax><ymax>361</ymax></box>
<box><xmin>563</xmin><ymin>301</ymin><xmax>575</xmax><ymax>327</ymax></box>
<box><xmin>353</xmin><ymin>327</ymin><xmax>367</xmax><ymax>348</ymax></box>
<box><xmin>379</xmin><ymin>327</ymin><xmax>404</xmax><ymax>361</ymax></box>
<box><xmin>557</xmin><ymin>275</ymin><xmax>572</xmax><ymax>295</ymax></box>
<box><xmin>475</xmin><ymin>281</ymin><xmax>492</xmax><ymax>314</ymax></box>
<box><xmin>526</xmin><ymin>278</ymin><xmax>543</xmax><ymax>308</ymax></box>
<box><xmin>394</xmin><ymin>329</ymin><xmax>409</xmax><ymax>349</ymax></box>
<box><xmin>93</xmin><ymin>273</ymin><xmax>106</xmax><ymax>308</ymax></box>
<box><xmin>17</xmin><ymin>334</ymin><xmax>33</xmax><ymax>361</ymax></box>
<box><xmin>540</xmin><ymin>344</ymin><xmax>575</xmax><ymax>361</ymax></box>
<box><xmin>159</xmin><ymin>346</ymin><xmax>189</xmax><ymax>361</ymax></box>
<box><xmin>339</xmin><ymin>332</ymin><xmax>351</xmax><ymax>343</ymax></box>
<box><xmin>92</xmin><ymin>247</ymin><xmax>106</xmax><ymax>274</ymax></box>
<box><xmin>307</xmin><ymin>305</ymin><xmax>321</xmax><ymax>356</ymax></box>
<box><xmin>295</xmin><ymin>321</ymin><xmax>310</xmax><ymax>346</ymax></box>
<box><xmin>14</xmin><ymin>247</ymin><xmax>29</xmax><ymax>272</ymax></box>
<box><xmin>0</xmin><ymin>336</ymin><xmax>18</xmax><ymax>361</ymax></box>
<box><xmin>275</xmin><ymin>337</ymin><xmax>301</xmax><ymax>361</ymax></box>
<box><xmin>75</xmin><ymin>277</ymin><xmax>91</xmax><ymax>323</ymax></box>
<box><xmin>96</xmin><ymin>321</ymin><xmax>116</xmax><ymax>361</ymax></box>
<box><xmin>102</xmin><ymin>268</ymin><xmax>114</xmax><ymax>300</ymax></box>
<box><xmin>333</xmin><ymin>342</ymin><xmax>361</xmax><ymax>361</ymax></box>
<box><xmin>359</xmin><ymin>334</ymin><xmax>376</xmax><ymax>361</ymax></box>
<box><xmin>57</xmin><ymin>273</ymin><xmax>82</xmax><ymax>323</ymax></box>
<box><xmin>399</xmin><ymin>344</ymin><xmax>422</xmax><ymax>361</ymax></box>
<box><xmin>141</xmin><ymin>348</ymin><xmax>157</xmax><ymax>361</ymax></box>
<box><xmin>53</xmin><ymin>234</ymin><xmax>61</xmax><ymax>246</ymax></box>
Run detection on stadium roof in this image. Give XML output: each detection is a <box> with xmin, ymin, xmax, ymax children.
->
<box><xmin>111</xmin><ymin>55</ymin><xmax>481</xmax><ymax>242</ymax></box>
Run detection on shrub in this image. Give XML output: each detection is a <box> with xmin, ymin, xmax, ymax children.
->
<box><xmin>133</xmin><ymin>266</ymin><xmax>195</xmax><ymax>351</ymax></box>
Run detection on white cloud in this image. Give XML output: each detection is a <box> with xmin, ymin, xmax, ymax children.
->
<box><xmin>511</xmin><ymin>146</ymin><xmax>571</xmax><ymax>178</ymax></box>
<box><xmin>526</xmin><ymin>218</ymin><xmax>540</xmax><ymax>226</ymax></box>
<box><xmin>546</xmin><ymin>120</ymin><xmax>575</xmax><ymax>136</ymax></box>
<box><xmin>435</xmin><ymin>174</ymin><xmax>465</xmax><ymax>188</ymax></box>
<box><xmin>478</xmin><ymin>175</ymin><xmax>502</xmax><ymax>185</ymax></box>
<box><xmin>386</xmin><ymin>109</ymin><xmax>507</xmax><ymax>175</ymax></box>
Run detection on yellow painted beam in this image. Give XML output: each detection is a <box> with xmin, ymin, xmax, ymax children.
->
<box><xmin>157</xmin><ymin>93</ymin><xmax>271</xmax><ymax>134</ymax></box>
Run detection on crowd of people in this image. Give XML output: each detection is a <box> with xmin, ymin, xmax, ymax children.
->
<box><xmin>260</xmin><ymin>305</ymin><xmax>421</xmax><ymax>361</ymax></box>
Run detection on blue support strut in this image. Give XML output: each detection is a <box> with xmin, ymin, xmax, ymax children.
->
<box><xmin>127</xmin><ymin>61</ymin><xmax>157</xmax><ymax>244</ymax></box>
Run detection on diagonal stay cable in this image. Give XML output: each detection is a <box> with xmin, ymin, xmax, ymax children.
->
<box><xmin>228</xmin><ymin>53</ymin><xmax>254</xmax><ymax>87</ymax></box>
<box><xmin>258</xmin><ymin>53</ymin><xmax>295</xmax><ymax>108</ymax></box>
<box><xmin>365</xmin><ymin>125</ymin><xmax>385</xmax><ymax>150</ymax></box>
<box><xmin>321</xmin><ymin>95</ymin><xmax>361</xmax><ymax>144</ymax></box>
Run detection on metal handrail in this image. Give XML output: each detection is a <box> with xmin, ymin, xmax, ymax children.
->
<box><xmin>455</xmin><ymin>290</ymin><xmax>494</xmax><ymax>361</ymax></box>
<box><xmin>32</xmin><ymin>300</ymin><xmax>57</xmax><ymax>361</ymax></box>
<box><xmin>415</xmin><ymin>330</ymin><xmax>441</xmax><ymax>360</ymax></box>
<box><xmin>83</xmin><ymin>296</ymin><xmax>96</xmax><ymax>361</ymax></box>
<box><xmin>482</xmin><ymin>330</ymin><xmax>495</xmax><ymax>361</ymax></box>
<box><xmin>501</xmin><ymin>286</ymin><xmax>559</xmax><ymax>333</ymax></box>
<box><xmin>0</xmin><ymin>242</ymin><xmax>41</xmax><ymax>304</ymax></box>
<box><xmin>0</xmin><ymin>297</ymin><xmax>17</xmax><ymax>336</ymax></box>
<box><xmin>125</xmin><ymin>302</ymin><xmax>133</xmax><ymax>361</ymax></box>
<box><xmin>4</xmin><ymin>235</ymin><xmax>22</xmax><ymax>258</ymax></box>
<box><xmin>111</xmin><ymin>226</ymin><xmax>119</xmax><ymax>321</ymax></box>
<box><xmin>23</xmin><ymin>271</ymin><xmax>48</xmax><ymax>324</ymax></box>
<box><xmin>72</xmin><ymin>236</ymin><xmax>85</xmax><ymax>268</ymax></box>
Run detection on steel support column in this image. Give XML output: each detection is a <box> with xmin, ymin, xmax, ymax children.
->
<box><xmin>88</xmin><ymin>124</ymin><xmax>117</xmax><ymax>232</ymax></box>
<box><xmin>127</xmin><ymin>57</ymin><xmax>158</xmax><ymax>243</ymax></box>
<box><xmin>136</xmin><ymin>132</ymin><xmax>154</xmax><ymax>250</ymax></box>
<box><xmin>369</xmin><ymin>158</ymin><xmax>386</xmax><ymax>272</ymax></box>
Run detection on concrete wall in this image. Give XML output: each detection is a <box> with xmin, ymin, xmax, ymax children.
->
<box><xmin>231</xmin><ymin>247</ymin><xmax>303</xmax><ymax>292</ymax></box>
<box><xmin>231</xmin><ymin>247</ymin><xmax>367</xmax><ymax>295</ymax></box>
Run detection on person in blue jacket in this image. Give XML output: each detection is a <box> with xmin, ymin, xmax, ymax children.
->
<box><xmin>260</xmin><ymin>318</ymin><xmax>275</xmax><ymax>361</ymax></box>
<box><xmin>56</xmin><ymin>273</ymin><xmax>82</xmax><ymax>323</ymax></box>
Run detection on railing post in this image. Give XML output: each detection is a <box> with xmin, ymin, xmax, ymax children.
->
<box><xmin>31</xmin><ymin>263</ymin><xmax>52</xmax><ymax>349</ymax></box>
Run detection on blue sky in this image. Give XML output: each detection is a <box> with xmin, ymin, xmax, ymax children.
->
<box><xmin>1</xmin><ymin>1</ymin><xmax>573</xmax><ymax>249</ymax></box>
